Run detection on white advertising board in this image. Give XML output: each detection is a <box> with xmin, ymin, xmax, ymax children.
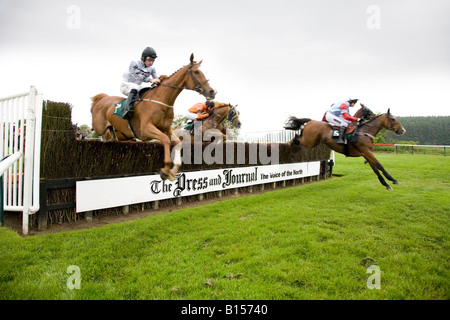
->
<box><xmin>76</xmin><ymin>162</ymin><xmax>321</xmax><ymax>213</ymax></box>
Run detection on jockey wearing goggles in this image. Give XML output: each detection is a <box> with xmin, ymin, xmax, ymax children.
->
<box><xmin>120</xmin><ymin>47</ymin><xmax>161</xmax><ymax>119</ymax></box>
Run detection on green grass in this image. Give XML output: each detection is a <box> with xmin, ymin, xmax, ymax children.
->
<box><xmin>0</xmin><ymin>154</ymin><xmax>448</xmax><ymax>300</ymax></box>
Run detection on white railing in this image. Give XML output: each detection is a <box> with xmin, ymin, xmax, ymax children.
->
<box><xmin>240</xmin><ymin>129</ymin><xmax>301</xmax><ymax>143</ymax></box>
<box><xmin>393</xmin><ymin>144</ymin><xmax>449</xmax><ymax>156</ymax></box>
<box><xmin>0</xmin><ymin>86</ymin><xmax>43</xmax><ymax>234</ymax></box>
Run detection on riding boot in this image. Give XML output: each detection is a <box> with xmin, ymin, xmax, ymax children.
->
<box><xmin>337</xmin><ymin>128</ymin><xmax>346</xmax><ymax>144</ymax></box>
<box><xmin>123</xmin><ymin>89</ymin><xmax>138</xmax><ymax>119</ymax></box>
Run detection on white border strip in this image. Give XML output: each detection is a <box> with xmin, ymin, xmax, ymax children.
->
<box><xmin>76</xmin><ymin>162</ymin><xmax>321</xmax><ymax>213</ymax></box>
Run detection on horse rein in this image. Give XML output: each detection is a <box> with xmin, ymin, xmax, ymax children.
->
<box><xmin>134</xmin><ymin>84</ymin><xmax>173</xmax><ymax>108</ymax></box>
<box><xmin>159</xmin><ymin>62</ymin><xmax>210</xmax><ymax>94</ymax></box>
<box><xmin>133</xmin><ymin>63</ymin><xmax>210</xmax><ymax>110</ymax></box>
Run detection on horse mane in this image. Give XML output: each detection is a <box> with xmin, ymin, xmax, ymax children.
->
<box><xmin>361</xmin><ymin>113</ymin><xmax>384</xmax><ymax>125</ymax></box>
<box><xmin>212</xmin><ymin>102</ymin><xmax>232</xmax><ymax>111</ymax></box>
<box><xmin>163</xmin><ymin>62</ymin><xmax>193</xmax><ymax>81</ymax></box>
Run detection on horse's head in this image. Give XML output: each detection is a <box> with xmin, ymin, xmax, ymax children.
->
<box><xmin>211</xmin><ymin>103</ymin><xmax>241</xmax><ymax>128</ymax></box>
<box><xmin>226</xmin><ymin>104</ymin><xmax>241</xmax><ymax>128</ymax></box>
<box><xmin>383</xmin><ymin>109</ymin><xmax>406</xmax><ymax>135</ymax></box>
<box><xmin>186</xmin><ymin>54</ymin><xmax>216</xmax><ymax>100</ymax></box>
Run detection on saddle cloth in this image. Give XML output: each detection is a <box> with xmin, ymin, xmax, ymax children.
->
<box><xmin>331</xmin><ymin>126</ymin><xmax>358</xmax><ymax>143</ymax></box>
<box><xmin>113</xmin><ymin>99</ymin><xmax>127</xmax><ymax>118</ymax></box>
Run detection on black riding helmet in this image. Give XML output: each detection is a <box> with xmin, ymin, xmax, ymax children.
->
<box><xmin>348</xmin><ymin>98</ymin><xmax>359</xmax><ymax>104</ymax></box>
<box><xmin>205</xmin><ymin>100</ymin><xmax>215</xmax><ymax>108</ymax></box>
<box><xmin>141</xmin><ymin>47</ymin><xmax>157</xmax><ymax>61</ymax></box>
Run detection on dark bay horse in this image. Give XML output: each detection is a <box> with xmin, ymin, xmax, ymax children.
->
<box><xmin>285</xmin><ymin>109</ymin><xmax>406</xmax><ymax>190</ymax></box>
<box><xmin>175</xmin><ymin>103</ymin><xmax>241</xmax><ymax>142</ymax></box>
<box><xmin>91</xmin><ymin>54</ymin><xmax>216</xmax><ymax>181</ymax></box>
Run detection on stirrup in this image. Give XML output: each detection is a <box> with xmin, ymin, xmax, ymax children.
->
<box><xmin>337</xmin><ymin>128</ymin><xmax>346</xmax><ymax>144</ymax></box>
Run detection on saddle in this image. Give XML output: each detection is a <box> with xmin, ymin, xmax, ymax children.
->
<box><xmin>331</xmin><ymin>125</ymin><xmax>358</xmax><ymax>143</ymax></box>
<box><xmin>112</xmin><ymin>86</ymin><xmax>157</xmax><ymax>119</ymax></box>
<box><xmin>322</xmin><ymin>112</ymin><xmax>358</xmax><ymax>143</ymax></box>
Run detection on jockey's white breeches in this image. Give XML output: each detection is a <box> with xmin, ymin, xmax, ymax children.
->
<box><xmin>325</xmin><ymin>112</ymin><xmax>351</xmax><ymax>128</ymax></box>
<box><xmin>120</xmin><ymin>82</ymin><xmax>151</xmax><ymax>96</ymax></box>
<box><xmin>185</xmin><ymin>112</ymin><xmax>197</xmax><ymax>120</ymax></box>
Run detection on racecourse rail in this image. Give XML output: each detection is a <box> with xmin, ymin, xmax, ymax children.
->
<box><xmin>374</xmin><ymin>143</ymin><xmax>449</xmax><ymax>156</ymax></box>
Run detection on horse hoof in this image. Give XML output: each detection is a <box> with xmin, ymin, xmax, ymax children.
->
<box><xmin>168</xmin><ymin>169</ymin><xmax>179</xmax><ymax>181</ymax></box>
<box><xmin>159</xmin><ymin>170</ymin><xmax>169</xmax><ymax>181</ymax></box>
<box><xmin>393</xmin><ymin>180</ymin><xmax>400</xmax><ymax>185</ymax></box>
<box><xmin>386</xmin><ymin>186</ymin><xmax>393</xmax><ymax>191</ymax></box>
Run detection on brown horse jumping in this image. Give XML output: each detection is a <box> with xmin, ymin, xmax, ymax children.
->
<box><xmin>175</xmin><ymin>103</ymin><xmax>241</xmax><ymax>142</ymax></box>
<box><xmin>285</xmin><ymin>109</ymin><xmax>406</xmax><ymax>190</ymax></box>
<box><xmin>91</xmin><ymin>54</ymin><xmax>216</xmax><ymax>181</ymax></box>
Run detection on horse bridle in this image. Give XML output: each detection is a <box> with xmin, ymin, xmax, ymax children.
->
<box><xmin>159</xmin><ymin>62</ymin><xmax>210</xmax><ymax>95</ymax></box>
<box><xmin>208</xmin><ymin>104</ymin><xmax>238</xmax><ymax>122</ymax></box>
<box><xmin>358</xmin><ymin>112</ymin><xmax>399</xmax><ymax>136</ymax></box>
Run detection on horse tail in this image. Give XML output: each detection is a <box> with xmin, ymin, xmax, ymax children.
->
<box><xmin>90</xmin><ymin>93</ymin><xmax>108</xmax><ymax>113</ymax></box>
<box><xmin>284</xmin><ymin>116</ymin><xmax>311</xmax><ymax>130</ymax></box>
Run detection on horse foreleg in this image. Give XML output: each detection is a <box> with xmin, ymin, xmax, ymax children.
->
<box><xmin>362</xmin><ymin>151</ymin><xmax>393</xmax><ymax>190</ymax></box>
<box><xmin>377</xmin><ymin>162</ymin><xmax>399</xmax><ymax>185</ymax></box>
<box><xmin>101</xmin><ymin>126</ymin><xmax>117</xmax><ymax>142</ymax></box>
<box><xmin>141</xmin><ymin>125</ymin><xmax>173</xmax><ymax>180</ymax></box>
<box><xmin>169</xmin><ymin>132</ymin><xmax>182</xmax><ymax>181</ymax></box>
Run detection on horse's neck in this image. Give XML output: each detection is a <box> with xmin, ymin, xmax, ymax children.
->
<box><xmin>154</xmin><ymin>67</ymin><xmax>188</xmax><ymax>104</ymax></box>
<box><xmin>209</xmin><ymin>108</ymin><xmax>227</xmax><ymax>126</ymax></box>
<box><xmin>360</xmin><ymin>115</ymin><xmax>385</xmax><ymax>136</ymax></box>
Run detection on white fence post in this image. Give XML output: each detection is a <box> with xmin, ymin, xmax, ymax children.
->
<box><xmin>0</xmin><ymin>86</ymin><xmax>42</xmax><ymax>235</ymax></box>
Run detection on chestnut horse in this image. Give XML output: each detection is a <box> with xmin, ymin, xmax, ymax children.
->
<box><xmin>175</xmin><ymin>103</ymin><xmax>241</xmax><ymax>142</ymax></box>
<box><xmin>91</xmin><ymin>54</ymin><xmax>216</xmax><ymax>181</ymax></box>
<box><xmin>285</xmin><ymin>109</ymin><xmax>406</xmax><ymax>190</ymax></box>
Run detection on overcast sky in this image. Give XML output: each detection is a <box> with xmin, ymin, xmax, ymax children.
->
<box><xmin>0</xmin><ymin>0</ymin><xmax>449</xmax><ymax>134</ymax></box>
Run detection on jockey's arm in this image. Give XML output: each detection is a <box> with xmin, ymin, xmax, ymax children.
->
<box><xmin>340</xmin><ymin>104</ymin><xmax>358</xmax><ymax>122</ymax></box>
<box><xmin>342</xmin><ymin>112</ymin><xmax>358</xmax><ymax>122</ymax></box>
<box><xmin>144</xmin><ymin>68</ymin><xmax>159</xmax><ymax>83</ymax></box>
<box><xmin>197</xmin><ymin>110</ymin><xmax>209</xmax><ymax>119</ymax></box>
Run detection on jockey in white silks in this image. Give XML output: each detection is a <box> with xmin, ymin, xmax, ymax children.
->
<box><xmin>120</xmin><ymin>47</ymin><xmax>161</xmax><ymax>119</ymax></box>
<box><xmin>325</xmin><ymin>98</ymin><xmax>361</xmax><ymax>144</ymax></box>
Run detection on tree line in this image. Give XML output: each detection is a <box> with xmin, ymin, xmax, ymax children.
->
<box><xmin>380</xmin><ymin>116</ymin><xmax>449</xmax><ymax>145</ymax></box>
